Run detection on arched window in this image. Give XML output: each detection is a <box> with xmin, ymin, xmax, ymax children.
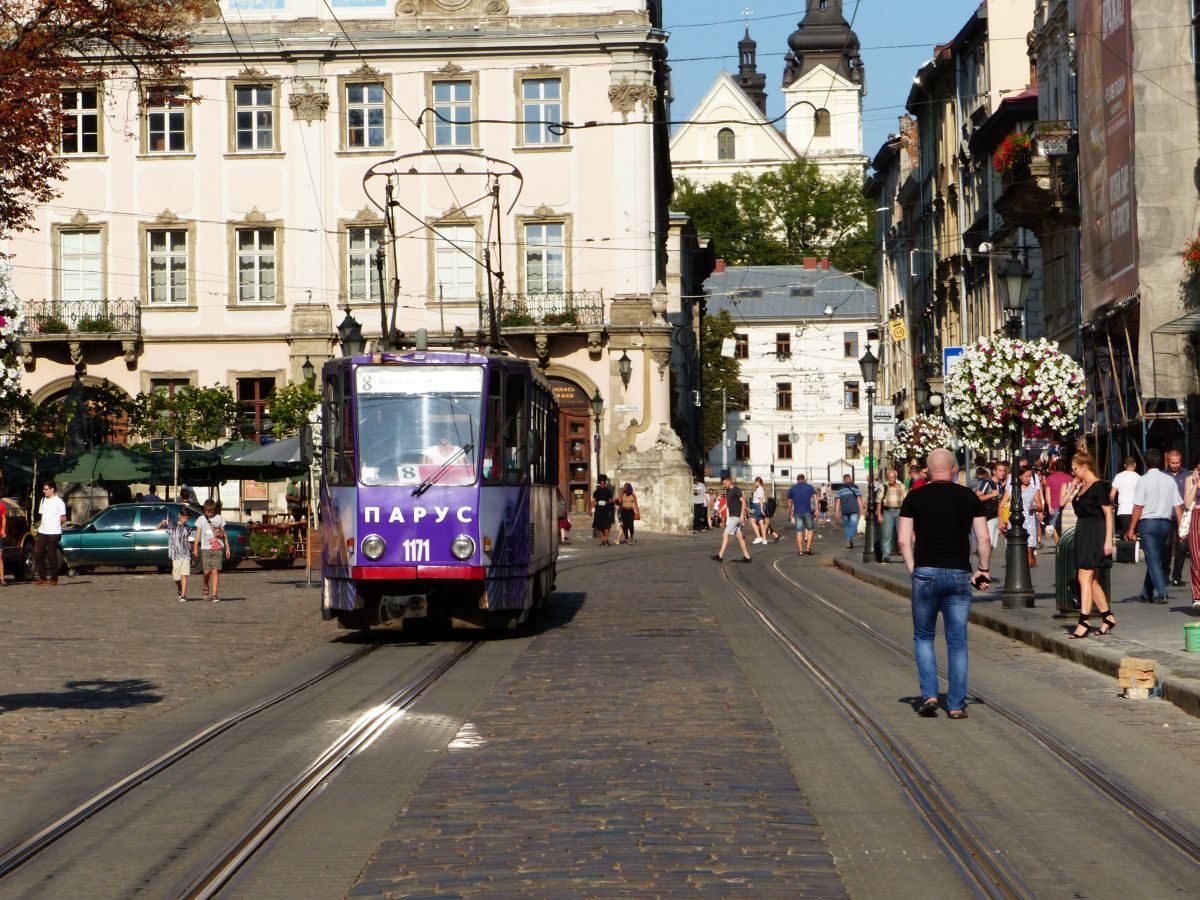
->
<box><xmin>814</xmin><ymin>108</ymin><xmax>831</xmax><ymax>137</ymax></box>
<box><xmin>717</xmin><ymin>127</ymin><xmax>736</xmax><ymax>160</ymax></box>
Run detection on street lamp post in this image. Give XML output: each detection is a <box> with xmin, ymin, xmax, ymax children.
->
<box><xmin>336</xmin><ymin>305</ymin><xmax>365</xmax><ymax>357</ymax></box>
<box><xmin>859</xmin><ymin>347</ymin><xmax>880</xmax><ymax>563</ymax></box>
<box><xmin>996</xmin><ymin>250</ymin><xmax>1035</xmax><ymax>606</ymax></box>
<box><xmin>590</xmin><ymin>389</ymin><xmax>604</xmax><ymax>489</ymax></box>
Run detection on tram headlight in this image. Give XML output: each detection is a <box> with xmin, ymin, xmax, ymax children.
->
<box><xmin>451</xmin><ymin>535</ymin><xmax>476</xmax><ymax>560</ymax></box>
<box><xmin>361</xmin><ymin>534</ymin><xmax>386</xmax><ymax>560</ymax></box>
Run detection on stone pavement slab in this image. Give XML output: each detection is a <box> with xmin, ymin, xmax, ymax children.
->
<box><xmin>349</xmin><ymin>539</ymin><xmax>848</xmax><ymax>897</ymax></box>
<box><xmin>0</xmin><ymin>566</ymin><xmax>332</xmax><ymax>790</ymax></box>
<box><xmin>833</xmin><ymin>542</ymin><xmax>1200</xmax><ymax>717</ymax></box>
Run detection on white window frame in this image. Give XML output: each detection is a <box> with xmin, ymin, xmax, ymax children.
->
<box><xmin>61</xmin><ymin>86</ymin><xmax>101</xmax><ymax>156</ymax></box>
<box><xmin>521</xmin><ymin>221</ymin><xmax>566</xmax><ymax>295</ymax></box>
<box><xmin>235</xmin><ymin>227</ymin><xmax>278</xmax><ymax>305</ymax></box>
<box><xmin>717</xmin><ymin>127</ymin><xmax>735</xmax><ymax>160</ymax></box>
<box><xmin>146</xmin><ymin>229</ymin><xmax>189</xmax><ymax>305</ymax></box>
<box><xmin>432</xmin><ymin>223</ymin><xmax>479</xmax><ymax>303</ymax></box>
<box><xmin>431</xmin><ymin>79</ymin><xmax>475</xmax><ymax>148</ymax></box>
<box><xmin>520</xmin><ymin>77</ymin><xmax>562</xmax><ymax>146</ymax></box>
<box><xmin>58</xmin><ymin>229</ymin><xmax>104</xmax><ymax>302</ymax></box>
<box><xmin>231</xmin><ymin>82</ymin><xmax>276</xmax><ymax>152</ymax></box>
<box><xmin>144</xmin><ymin>84</ymin><xmax>190</xmax><ymax>154</ymax></box>
<box><xmin>347</xmin><ymin>224</ymin><xmax>385</xmax><ymax>304</ymax></box>
<box><xmin>344</xmin><ymin>81</ymin><xmax>386</xmax><ymax>150</ymax></box>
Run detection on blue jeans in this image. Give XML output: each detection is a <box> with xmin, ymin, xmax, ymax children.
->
<box><xmin>1137</xmin><ymin>518</ymin><xmax>1172</xmax><ymax>600</ymax></box>
<box><xmin>911</xmin><ymin>567</ymin><xmax>973</xmax><ymax>712</ymax></box>
<box><xmin>842</xmin><ymin>513</ymin><xmax>859</xmax><ymax>542</ymax></box>
<box><xmin>880</xmin><ymin>508</ymin><xmax>901</xmax><ymax>556</ymax></box>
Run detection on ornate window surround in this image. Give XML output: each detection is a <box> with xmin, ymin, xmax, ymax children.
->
<box><xmin>225</xmin><ymin>71</ymin><xmax>284</xmax><ymax>157</ymax></box>
<box><xmin>138</xmin><ymin>212</ymin><xmax>198</xmax><ymax>309</ymax></box>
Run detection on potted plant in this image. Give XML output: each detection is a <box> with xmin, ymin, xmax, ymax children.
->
<box><xmin>541</xmin><ymin>310</ymin><xmax>578</xmax><ymax>326</ymax></box>
<box><xmin>500</xmin><ymin>309</ymin><xmax>535</xmax><ymax>327</ymax></box>
<box><xmin>78</xmin><ymin>315</ymin><xmax>117</xmax><ymax>333</ymax></box>
<box><xmin>992</xmin><ymin>132</ymin><xmax>1034</xmax><ymax>174</ymax></box>
<box><xmin>249</xmin><ymin>529</ymin><xmax>294</xmax><ymax>567</ymax></box>
<box><xmin>1183</xmin><ymin>233</ymin><xmax>1200</xmax><ymax>277</ymax></box>
<box><xmin>39</xmin><ymin>318</ymin><xmax>69</xmax><ymax>334</ymax></box>
<box><xmin>891</xmin><ymin>413</ymin><xmax>955</xmax><ymax>464</ymax></box>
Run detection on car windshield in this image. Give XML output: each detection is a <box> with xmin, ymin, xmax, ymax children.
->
<box><xmin>356</xmin><ymin>365</ymin><xmax>482</xmax><ymax>486</ymax></box>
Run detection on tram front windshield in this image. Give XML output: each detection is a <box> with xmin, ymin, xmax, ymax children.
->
<box><xmin>356</xmin><ymin>365</ymin><xmax>482</xmax><ymax>486</ymax></box>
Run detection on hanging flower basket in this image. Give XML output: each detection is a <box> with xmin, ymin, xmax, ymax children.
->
<box><xmin>0</xmin><ymin>260</ymin><xmax>24</xmax><ymax>404</ymax></box>
<box><xmin>891</xmin><ymin>413</ymin><xmax>955</xmax><ymax>464</ymax></box>
<box><xmin>944</xmin><ymin>336</ymin><xmax>1086</xmax><ymax>448</ymax></box>
<box><xmin>992</xmin><ymin>132</ymin><xmax>1034</xmax><ymax>174</ymax></box>
<box><xmin>1183</xmin><ymin>233</ymin><xmax>1200</xmax><ymax>276</ymax></box>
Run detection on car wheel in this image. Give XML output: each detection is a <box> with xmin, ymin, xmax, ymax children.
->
<box><xmin>19</xmin><ymin>539</ymin><xmax>35</xmax><ymax>580</ymax></box>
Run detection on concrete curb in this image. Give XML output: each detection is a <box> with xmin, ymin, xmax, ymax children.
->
<box><xmin>832</xmin><ymin>556</ymin><xmax>1200</xmax><ymax>719</ymax></box>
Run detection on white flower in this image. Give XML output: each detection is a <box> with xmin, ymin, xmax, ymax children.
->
<box><xmin>892</xmin><ymin>413</ymin><xmax>955</xmax><ymax>463</ymax></box>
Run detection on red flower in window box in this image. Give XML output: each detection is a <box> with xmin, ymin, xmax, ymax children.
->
<box><xmin>992</xmin><ymin>132</ymin><xmax>1034</xmax><ymax>173</ymax></box>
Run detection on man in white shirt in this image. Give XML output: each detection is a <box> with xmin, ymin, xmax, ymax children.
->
<box><xmin>1109</xmin><ymin>457</ymin><xmax>1140</xmax><ymax>536</ymax></box>
<box><xmin>35</xmin><ymin>482</ymin><xmax>68</xmax><ymax>586</ymax></box>
<box><xmin>424</xmin><ymin>435</ymin><xmax>464</xmax><ymax>466</ymax></box>
<box><xmin>1124</xmin><ymin>448</ymin><xmax>1183</xmax><ymax>603</ymax></box>
<box><xmin>692</xmin><ymin>477</ymin><xmax>709</xmax><ymax>532</ymax></box>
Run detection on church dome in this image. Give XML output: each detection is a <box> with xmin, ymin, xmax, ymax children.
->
<box><xmin>784</xmin><ymin>1</ymin><xmax>863</xmax><ymax>85</ymax></box>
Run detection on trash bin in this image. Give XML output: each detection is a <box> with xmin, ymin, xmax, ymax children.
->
<box><xmin>1054</xmin><ymin>527</ymin><xmax>1111</xmax><ymax>615</ymax></box>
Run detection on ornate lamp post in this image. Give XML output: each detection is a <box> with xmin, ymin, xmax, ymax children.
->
<box><xmin>590</xmin><ymin>388</ymin><xmax>604</xmax><ymax>488</ymax></box>
<box><xmin>617</xmin><ymin>350</ymin><xmax>633</xmax><ymax>389</ymax></box>
<box><xmin>915</xmin><ymin>382</ymin><xmax>930</xmax><ymax>413</ymax></box>
<box><xmin>336</xmin><ymin>305</ymin><xmax>365</xmax><ymax>357</ymax></box>
<box><xmin>301</xmin><ymin>356</ymin><xmax>315</xmax><ymax>386</ymax></box>
<box><xmin>859</xmin><ymin>346</ymin><xmax>880</xmax><ymax>563</ymax></box>
<box><xmin>995</xmin><ymin>251</ymin><xmax>1035</xmax><ymax>606</ymax></box>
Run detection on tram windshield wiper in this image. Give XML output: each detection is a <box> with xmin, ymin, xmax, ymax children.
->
<box><xmin>412</xmin><ymin>443</ymin><xmax>473</xmax><ymax>497</ymax></box>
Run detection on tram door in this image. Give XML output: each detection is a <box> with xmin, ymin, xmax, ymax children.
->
<box><xmin>550</xmin><ymin>380</ymin><xmax>592</xmax><ymax>513</ymax></box>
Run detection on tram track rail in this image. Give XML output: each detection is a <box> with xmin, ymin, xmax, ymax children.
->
<box><xmin>717</xmin><ymin>557</ymin><xmax>1034</xmax><ymax>899</ymax></box>
<box><xmin>765</xmin><ymin>555</ymin><xmax>1200</xmax><ymax>868</ymax></box>
<box><xmin>176</xmin><ymin>640</ymin><xmax>480</xmax><ymax>899</ymax></box>
<box><xmin>0</xmin><ymin>641</ymin><xmax>383</xmax><ymax>880</ymax></box>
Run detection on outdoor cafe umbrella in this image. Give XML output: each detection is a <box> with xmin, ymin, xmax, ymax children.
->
<box><xmin>52</xmin><ymin>443</ymin><xmax>169</xmax><ymax>484</ymax></box>
<box><xmin>184</xmin><ymin>438</ymin><xmax>306</xmax><ymax>484</ymax></box>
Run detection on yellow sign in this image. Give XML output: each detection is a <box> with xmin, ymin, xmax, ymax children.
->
<box><xmin>889</xmin><ymin>319</ymin><xmax>907</xmax><ymax>342</ymax></box>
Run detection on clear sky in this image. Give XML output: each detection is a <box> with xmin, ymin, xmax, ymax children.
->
<box><xmin>663</xmin><ymin>0</ymin><xmax>987</xmax><ymax>162</ymax></box>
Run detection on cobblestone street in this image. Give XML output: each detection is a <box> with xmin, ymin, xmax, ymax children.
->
<box><xmin>0</xmin><ymin>567</ymin><xmax>330</xmax><ymax>790</ymax></box>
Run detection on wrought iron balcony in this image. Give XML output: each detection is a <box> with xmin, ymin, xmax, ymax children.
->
<box><xmin>499</xmin><ymin>291</ymin><xmax>605</xmax><ymax>329</ymax></box>
<box><xmin>21</xmin><ymin>299</ymin><xmax>141</xmax><ymax>337</ymax></box>
<box><xmin>19</xmin><ymin>299</ymin><xmax>142</xmax><ymax>372</ymax></box>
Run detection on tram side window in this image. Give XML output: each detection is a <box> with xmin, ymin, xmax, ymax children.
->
<box><xmin>340</xmin><ymin>373</ymin><xmax>355</xmax><ymax>483</ymax></box>
<box><xmin>324</xmin><ymin>374</ymin><xmax>341</xmax><ymax>485</ymax></box>
<box><xmin>503</xmin><ymin>374</ymin><xmax>527</xmax><ymax>483</ymax></box>
<box><xmin>484</xmin><ymin>369</ymin><xmax>503</xmax><ymax>484</ymax></box>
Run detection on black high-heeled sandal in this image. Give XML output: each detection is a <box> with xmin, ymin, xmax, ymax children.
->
<box><xmin>1097</xmin><ymin>611</ymin><xmax>1117</xmax><ymax>635</ymax></box>
<box><xmin>1068</xmin><ymin>614</ymin><xmax>1092</xmax><ymax>639</ymax></box>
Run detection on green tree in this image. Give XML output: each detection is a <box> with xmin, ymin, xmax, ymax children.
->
<box><xmin>672</xmin><ymin>160</ymin><xmax>876</xmax><ymax>282</ymax></box>
<box><xmin>130</xmin><ymin>384</ymin><xmax>240</xmax><ymax>446</ymax></box>
<box><xmin>266</xmin><ymin>381</ymin><xmax>320</xmax><ymax>439</ymax></box>
<box><xmin>700</xmin><ymin>310</ymin><xmax>744</xmax><ymax>454</ymax></box>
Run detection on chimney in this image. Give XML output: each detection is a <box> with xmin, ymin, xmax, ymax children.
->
<box><xmin>714</xmin><ymin>258</ymin><xmax>725</xmax><ymax>273</ymax></box>
<box><xmin>803</xmin><ymin>257</ymin><xmax>818</xmax><ymax>269</ymax></box>
<box><xmin>820</xmin><ymin>257</ymin><xmax>830</xmax><ymax>270</ymax></box>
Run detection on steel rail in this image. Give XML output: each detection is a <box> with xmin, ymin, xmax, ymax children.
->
<box><xmin>175</xmin><ymin>640</ymin><xmax>480</xmax><ymax>900</ymax></box>
<box><xmin>719</xmin><ymin>560</ymin><xmax>1033</xmax><ymax>900</ymax></box>
<box><xmin>769</xmin><ymin>557</ymin><xmax>1200</xmax><ymax>866</ymax></box>
<box><xmin>0</xmin><ymin>642</ymin><xmax>382</xmax><ymax>880</ymax></box>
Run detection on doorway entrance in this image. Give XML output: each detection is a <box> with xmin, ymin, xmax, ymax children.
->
<box><xmin>549</xmin><ymin>379</ymin><xmax>592</xmax><ymax>513</ymax></box>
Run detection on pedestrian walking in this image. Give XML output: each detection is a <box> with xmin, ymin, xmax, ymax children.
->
<box><xmin>833</xmin><ymin>474</ymin><xmax>864</xmax><ymax>549</ymax></box>
<box><xmin>1067</xmin><ymin>448</ymin><xmax>1116</xmax><ymax>638</ymax></box>
<box><xmin>34</xmin><ymin>482</ymin><xmax>67</xmax><ymax>586</ymax></box>
<box><xmin>897</xmin><ymin>448</ymin><xmax>991</xmax><ymax>719</ymax></box>
<box><xmin>591</xmin><ymin>475</ymin><xmax>616</xmax><ymax>546</ymax></box>
<box><xmin>692</xmin><ymin>476</ymin><xmax>710</xmax><ymax>532</ymax></box>
<box><xmin>817</xmin><ymin>484</ymin><xmax>831</xmax><ymax>526</ymax></box>
<box><xmin>712</xmin><ymin>475</ymin><xmax>752</xmax><ymax>563</ymax></box>
<box><xmin>1182</xmin><ymin>464</ymin><xmax>1200</xmax><ymax>611</ymax></box>
<box><xmin>1018</xmin><ymin>467</ymin><xmax>1044</xmax><ymax>568</ymax></box>
<box><xmin>158</xmin><ymin>506</ymin><xmax>195</xmax><ymax>601</ymax></box>
<box><xmin>876</xmin><ymin>468</ymin><xmax>907</xmax><ymax>562</ymax></box>
<box><xmin>1042</xmin><ymin>457</ymin><xmax>1073</xmax><ymax>545</ymax></box>
<box><xmin>556</xmin><ymin>489</ymin><xmax>571</xmax><ymax>544</ymax></box>
<box><xmin>1109</xmin><ymin>457</ymin><xmax>1140</xmax><ymax>537</ymax></box>
<box><xmin>975</xmin><ymin>462</ymin><xmax>1005</xmax><ymax>549</ymax></box>
<box><xmin>193</xmin><ymin>499</ymin><xmax>230</xmax><ymax>602</ymax></box>
<box><xmin>1123</xmin><ymin>448</ymin><xmax>1183</xmax><ymax>604</ymax></box>
<box><xmin>749</xmin><ymin>477</ymin><xmax>768</xmax><ymax>544</ymax></box>
<box><xmin>1165</xmin><ymin>449</ymin><xmax>1190</xmax><ymax>587</ymax></box>
<box><xmin>0</xmin><ymin>496</ymin><xmax>7</xmax><ymax>586</ymax></box>
<box><xmin>787</xmin><ymin>473</ymin><xmax>817</xmax><ymax>556</ymax></box>
<box><xmin>617</xmin><ymin>483</ymin><xmax>640</xmax><ymax>544</ymax></box>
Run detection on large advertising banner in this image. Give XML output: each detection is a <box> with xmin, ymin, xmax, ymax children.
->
<box><xmin>1077</xmin><ymin>0</ymin><xmax>1139</xmax><ymax>319</ymax></box>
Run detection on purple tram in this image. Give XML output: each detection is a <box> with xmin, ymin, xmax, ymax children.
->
<box><xmin>319</xmin><ymin>349</ymin><xmax>559</xmax><ymax>631</ymax></box>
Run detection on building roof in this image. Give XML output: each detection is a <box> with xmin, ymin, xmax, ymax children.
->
<box><xmin>704</xmin><ymin>263</ymin><xmax>879</xmax><ymax>320</ymax></box>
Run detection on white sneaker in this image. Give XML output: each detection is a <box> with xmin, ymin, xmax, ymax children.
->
<box><xmin>753</xmin><ymin>538</ymin><xmax>765</xmax><ymax>544</ymax></box>
<box><xmin>178</xmin><ymin>595</ymin><xmax>186</xmax><ymax>602</ymax></box>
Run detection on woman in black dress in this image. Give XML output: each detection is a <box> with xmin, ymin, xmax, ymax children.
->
<box><xmin>591</xmin><ymin>475</ymin><xmax>616</xmax><ymax>546</ymax></box>
<box><xmin>1068</xmin><ymin>448</ymin><xmax>1115</xmax><ymax>638</ymax></box>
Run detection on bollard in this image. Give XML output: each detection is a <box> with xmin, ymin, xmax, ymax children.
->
<box><xmin>1053</xmin><ymin>527</ymin><xmax>1111</xmax><ymax>617</ymax></box>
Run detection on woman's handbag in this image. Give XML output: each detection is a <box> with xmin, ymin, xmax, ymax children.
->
<box><xmin>1180</xmin><ymin>505</ymin><xmax>1194</xmax><ymax>540</ymax></box>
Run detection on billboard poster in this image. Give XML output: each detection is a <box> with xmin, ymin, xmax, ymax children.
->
<box><xmin>229</xmin><ymin>0</ymin><xmax>284</xmax><ymax>9</ymax></box>
<box><xmin>1077</xmin><ymin>0</ymin><xmax>1139</xmax><ymax>319</ymax></box>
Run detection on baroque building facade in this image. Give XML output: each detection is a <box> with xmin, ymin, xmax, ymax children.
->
<box><xmin>10</xmin><ymin>0</ymin><xmax>706</xmax><ymax>529</ymax></box>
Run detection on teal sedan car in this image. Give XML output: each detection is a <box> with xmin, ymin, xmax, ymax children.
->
<box><xmin>58</xmin><ymin>502</ymin><xmax>249</xmax><ymax>575</ymax></box>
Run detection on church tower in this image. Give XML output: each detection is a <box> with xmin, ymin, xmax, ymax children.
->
<box><xmin>781</xmin><ymin>0</ymin><xmax>867</xmax><ymax>180</ymax></box>
<box><xmin>736</xmin><ymin>27</ymin><xmax>767</xmax><ymax>115</ymax></box>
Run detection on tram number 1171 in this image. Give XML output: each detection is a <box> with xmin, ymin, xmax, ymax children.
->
<box><xmin>403</xmin><ymin>539</ymin><xmax>431</xmax><ymax>562</ymax></box>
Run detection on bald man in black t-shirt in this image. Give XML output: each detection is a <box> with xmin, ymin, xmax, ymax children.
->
<box><xmin>898</xmin><ymin>448</ymin><xmax>991</xmax><ymax>721</ymax></box>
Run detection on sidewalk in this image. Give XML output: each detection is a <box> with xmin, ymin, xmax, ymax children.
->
<box><xmin>832</xmin><ymin>542</ymin><xmax>1200</xmax><ymax>718</ymax></box>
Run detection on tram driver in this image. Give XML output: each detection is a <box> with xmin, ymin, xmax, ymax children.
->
<box><xmin>424</xmin><ymin>434</ymin><xmax>464</xmax><ymax>466</ymax></box>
